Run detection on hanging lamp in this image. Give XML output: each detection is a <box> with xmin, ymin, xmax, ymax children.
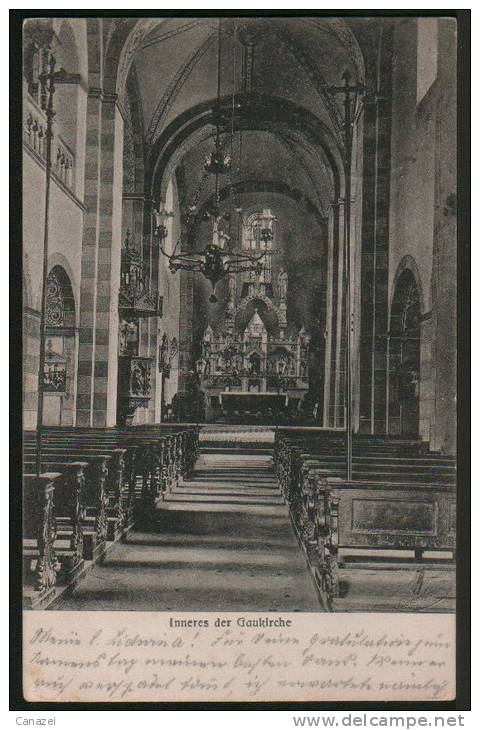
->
<box><xmin>156</xmin><ymin>18</ymin><xmax>266</xmax><ymax>303</ymax></box>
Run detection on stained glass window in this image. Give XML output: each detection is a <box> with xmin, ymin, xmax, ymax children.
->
<box><xmin>242</xmin><ymin>210</ymin><xmax>275</xmax><ymax>284</ymax></box>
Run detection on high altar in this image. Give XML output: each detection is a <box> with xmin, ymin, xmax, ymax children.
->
<box><xmin>196</xmin><ymin>225</ymin><xmax>311</xmax><ymax>422</ymax></box>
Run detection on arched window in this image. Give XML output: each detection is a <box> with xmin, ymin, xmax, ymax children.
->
<box><xmin>46</xmin><ymin>267</ymin><xmax>75</xmax><ymax>328</ymax></box>
<box><xmin>242</xmin><ymin>209</ymin><xmax>275</xmax><ymax>284</ymax></box>
<box><xmin>43</xmin><ymin>266</ymin><xmax>75</xmax><ymax>399</ymax></box>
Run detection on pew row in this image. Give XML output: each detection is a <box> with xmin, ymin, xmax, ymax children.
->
<box><xmin>273</xmin><ymin>431</ymin><xmax>456</xmax><ymax>612</ymax></box>
<box><xmin>292</xmin><ymin>475</ymin><xmax>456</xmax><ymax>612</ymax></box>
<box><xmin>22</xmin><ymin>426</ymin><xmax>199</xmax><ymax>608</ymax></box>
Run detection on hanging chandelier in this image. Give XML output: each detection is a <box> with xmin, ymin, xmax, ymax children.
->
<box><xmin>155</xmin><ymin>18</ymin><xmax>267</xmax><ymax>304</ymax></box>
<box><xmin>204</xmin><ymin>138</ymin><xmax>231</xmax><ymax>175</ymax></box>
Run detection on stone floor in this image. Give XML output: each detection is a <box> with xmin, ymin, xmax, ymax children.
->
<box><xmin>54</xmin><ymin>453</ymin><xmax>321</xmax><ymax>612</ymax></box>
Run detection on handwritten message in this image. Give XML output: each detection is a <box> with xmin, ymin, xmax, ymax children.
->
<box><xmin>23</xmin><ymin>611</ymin><xmax>455</xmax><ymax>702</ymax></box>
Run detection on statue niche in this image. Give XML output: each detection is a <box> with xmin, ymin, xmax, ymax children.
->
<box><xmin>277</xmin><ymin>267</ymin><xmax>288</xmax><ymax>300</ymax></box>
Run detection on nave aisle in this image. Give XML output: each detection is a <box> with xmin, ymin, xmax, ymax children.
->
<box><xmin>55</xmin><ymin>452</ymin><xmax>320</xmax><ymax>612</ymax></box>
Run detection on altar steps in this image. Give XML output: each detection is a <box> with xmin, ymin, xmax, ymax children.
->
<box><xmin>163</xmin><ymin>453</ymin><xmax>282</xmax><ymax>507</ymax></box>
<box><xmin>198</xmin><ymin>427</ymin><xmax>275</xmax><ymax>456</ymax></box>
<box><xmin>200</xmin><ymin>446</ymin><xmax>273</xmax><ymax>455</ymax></box>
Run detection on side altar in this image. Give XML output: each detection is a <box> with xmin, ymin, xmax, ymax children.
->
<box><xmin>196</xmin><ymin>266</ymin><xmax>311</xmax><ymax>423</ymax></box>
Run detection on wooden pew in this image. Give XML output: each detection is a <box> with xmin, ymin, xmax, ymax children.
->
<box><xmin>27</xmin><ymin>435</ymin><xmax>174</xmax><ymax>507</ymax></box>
<box><xmin>25</xmin><ymin>440</ymin><xmax>150</xmax><ymax>515</ymax></box>
<box><xmin>24</xmin><ymin>425</ymin><xmax>200</xmax><ymax>519</ymax></box>
<box><xmin>273</xmin><ymin>430</ymin><xmax>456</xmax><ymax>611</ymax></box>
<box><xmin>276</xmin><ymin>444</ymin><xmax>455</xmax><ymax>548</ymax></box>
<box><xmin>27</xmin><ymin>425</ymin><xmax>199</xmax><ymax>494</ymax></box>
<box><xmin>39</xmin><ymin>423</ymin><xmax>200</xmax><ymax>476</ymax></box>
<box><xmin>23</xmin><ymin>447</ymin><xmax>129</xmax><ymax>547</ymax></box>
<box><xmin>24</xmin><ymin>460</ymin><xmax>87</xmax><ymax>584</ymax></box>
<box><xmin>306</xmin><ymin>476</ymin><xmax>456</xmax><ymax>612</ymax></box>
<box><xmin>22</xmin><ymin>426</ymin><xmax>200</xmax><ymax>609</ymax></box>
<box><xmin>23</xmin><ymin>471</ymin><xmax>84</xmax><ymax>608</ymax></box>
<box><xmin>273</xmin><ymin>433</ymin><xmax>455</xmax><ymax>502</ymax></box>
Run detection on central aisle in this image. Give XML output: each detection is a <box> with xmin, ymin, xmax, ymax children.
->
<box><xmin>55</xmin><ymin>450</ymin><xmax>321</xmax><ymax>612</ymax></box>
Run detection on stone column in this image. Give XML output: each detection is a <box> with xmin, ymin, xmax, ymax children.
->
<box><xmin>358</xmin><ymin>90</ymin><xmax>393</xmax><ymax>435</ymax></box>
<box><xmin>350</xmin><ymin>115</ymin><xmax>364</xmax><ymax>433</ymax></box>
<box><xmin>92</xmin><ymin>94</ymin><xmax>124</xmax><ymax>427</ymax></box>
<box><xmin>322</xmin><ymin>202</ymin><xmax>335</xmax><ymax>427</ymax></box>
<box><xmin>178</xmin><ymin>269</ymin><xmax>194</xmax><ymax>393</ymax></box>
<box><xmin>145</xmin><ymin>197</ymin><xmax>159</xmax><ymax>425</ymax></box>
<box><xmin>419</xmin><ymin>313</ymin><xmax>433</xmax><ymax>441</ymax></box>
<box><xmin>75</xmin><ymin>87</ymin><xmax>103</xmax><ymax>427</ymax></box>
<box><xmin>75</xmin><ymin>90</ymin><xmax>124</xmax><ymax>427</ymax></box>
<box><xmin>333</xmin><ymin>200</ymin><xmax>345</xmax><ymax>427</ymax></box>
<box><xmin>430</xmin><ymin>97</ymin><xmax>456</xmax><ymax>450</ymax></box>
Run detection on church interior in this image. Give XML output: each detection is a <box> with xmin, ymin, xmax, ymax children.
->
<box><xmin>22</xmin><ymin>16</ymin><xmax>457</xmax><ymax>613</ymax></box>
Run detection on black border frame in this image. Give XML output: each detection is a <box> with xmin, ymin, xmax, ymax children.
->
<box><xmin>10</xmin><ymin>7</ymin><xmax>471</xmax><ymax>712</ymax></box>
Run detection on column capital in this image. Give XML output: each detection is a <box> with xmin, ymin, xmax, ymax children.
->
<box><xmin>122</xmin><ymin>193</ymin><xmax>147</xmax><ymax>202</ymax></box>
<box><xmin>362</xmin><ymin>92</ymin><xmax>391</xmax><ymax>108</ymax></box>
<box><xmin>102</xmin><ymin>92</ymin><xmax>118</xmax><ymax>105</ymax></box>
<box><xmin>88</xmin><ymin>88</ymin><xmax>127</xmax><ymax>122</ymax></box>
<box><xmin>88</xmin><ymin>86</ymin><xmax>103</xmax><ymax>99</ymax></box>
<box><xmin>102</xmin><ymin>92</ymin><xmax>127</xmax><ymax>120</ymax></box>
<box><xmin>326</xmin><ymin>198</ymin><xmax>345</xmax><ymax>217</ymax></box>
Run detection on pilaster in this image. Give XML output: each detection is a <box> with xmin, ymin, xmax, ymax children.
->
<box><xmin>76</xmin><ymin>89</ymin><xmax>124</xmax><ymax>427</ymax></box>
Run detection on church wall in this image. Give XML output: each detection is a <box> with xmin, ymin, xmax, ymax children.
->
<box><xmin>23</xmin><ymin>153</ymin><xmax>84</xmax><ymax>312</ymax></box>
<box><xmin>430</xmin><ymin>20</ymin><xmax>457</xmax><ymax>453</ymax></box>
<box><xmin>389</xmin><ymin>19</ymin><xmax>435</xmax><ymax>314</ymax></box>
<box><xmin>388</xmin><ymin>18</ymin><xmax>456</xmax><ymax>451</ymax></box>
<box><xmin>53</xmin><ymin>19</ymin><xmax>89</xmax><ymax>202</ymax></box>
<box><xmin>22</xmin><ymin>146</ymin><xmax>84</xmax><ymax>429</ymax></box>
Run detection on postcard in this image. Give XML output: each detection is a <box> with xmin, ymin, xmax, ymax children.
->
<box><xmin>17</xmin><ymin>12</ymin><xmax>463</xmax><ymax>705</ymax></box>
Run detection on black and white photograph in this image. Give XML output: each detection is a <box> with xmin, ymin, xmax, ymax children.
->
<box><xmin>14</xmin><ymin>11</ymin><xmax>467</xmax><ymax>705</ymax></box>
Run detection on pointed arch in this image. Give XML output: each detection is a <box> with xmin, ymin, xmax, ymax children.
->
<box><xmin>390</xmin><ymin>255</ymin><xmax>426</xmax><ymax>316</ymax></box>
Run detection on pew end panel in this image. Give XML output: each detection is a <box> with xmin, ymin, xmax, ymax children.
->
<box><xmin>82</xmin><ymin>454</ymin><xmax>110</xmax><ymax>562</ymax></box>
<box><xmin>23</xmin><ymin>473</ymin><xmax>62</xmax><ymax>608</ymax></box>
<box><xmin>48</xmin><ymin>462</ymin><xmax>88</xmax><ymax>584</ymax></box>
<box><xmin>313</xmin><ymin>479</ymin><xmax>456</xmax><ymax>612</ymax></box>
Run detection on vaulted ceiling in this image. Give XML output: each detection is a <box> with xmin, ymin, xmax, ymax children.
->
<box><xmin>122</xmin><ymin>17</ymin><xmax>372</xmax><ymax>214</ymax></box>
<box><xmin>131</xmin><ymin>17</ymin><xmax>365</xmax><ymax>145</ymax></box>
